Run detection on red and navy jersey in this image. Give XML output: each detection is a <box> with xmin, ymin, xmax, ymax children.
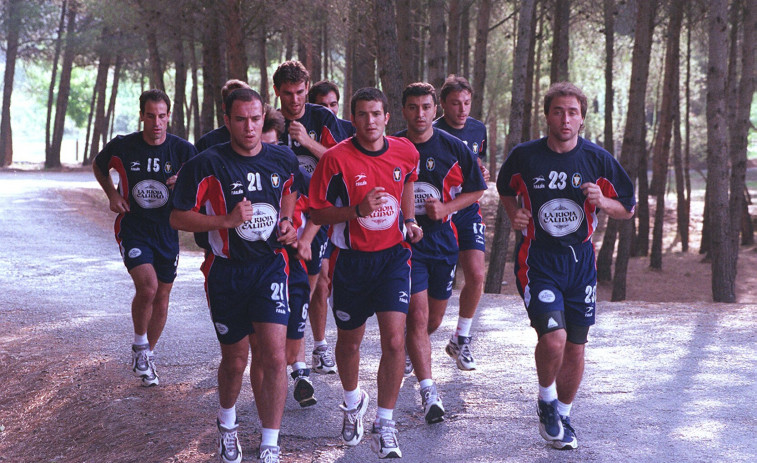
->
<box><xmin>293</xmin><ymin>167</ymin><xmax>312</xmax><ymax>237</ymax></box>
<box><xmin>338</xmin><ymin>118</ymin><xmax>355</xmax><ymax>137</ymax></box>
<box><xmin>195</xmin><ymin>125</ymin><xmax>230</xmax><ymax>153</ymax></box>
<box><xmin>278</xmin><ymin>103</ymin><xmax>345</xmax><ymax>175</ymax></box>
<box><xmin>497</xmin><ymin>137</ymin><xmax>636</xmax><ymax>248</ymax></box>
<box><xmin>309</xmin><ymin>137</ymin><xmax>419</xmax><ymax>252</ymax></box>
<box><xmin>94</xmin><ymin>132</ymin><xmax>197</xmax><ymax>224</ymax></box>
<box><xmin>172</xmin><ymin>142</ymin><xmax>303</xmax><ymax>261</ymax></box>
<box><xmin>395</xmin><ymin>128</ymin><xmax>487</xmax><ymax>231</ymax></box>
<box><xmin>433</xmin><ymin>116</ymin><xmax>487</xmax><ymax>161</ymax></box>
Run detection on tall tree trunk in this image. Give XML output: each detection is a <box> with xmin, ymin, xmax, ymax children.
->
<box><xmin>447</xmin><ymin>0</ymin><xmax>461</xmax><ymax>76</ymax></box>
<box><xmin>373</xmin><ymin>0</ymin><xmax>405</xmax><ymax>135</ymax></box>
<box><xmin>650</xmin><ymin>0</ymin><xmax>683</xmax><ymax>269</ymax></box>
<box><xmin>396</xmin><ymin>0</ymin><xmax>414</xmax><ymax>83</ymax></box>
<box><xmin>146</xmin><ymin>29</ymin><xmax>165</xmax><ymax>90</ymax></box>
<box><xmin>45</xmin><ymin>0</ymin><xmax>67</xmax><ymax>160</ymax></box>
<box><xmin>172</xmin><ymin>33</ymin><xmax>187</xmax><ymax>139</ymax></box>
<box><xmin>612</xmin><ymin>0</ymin><xmax>657</xmax><ymax>301</ymax></box>
<box><xmin>428</xmin><ymin>0</ymin><xmax>447</xmax><ymax>91</ymax></box>
<box><xmin>550</xmin><ymin>0</ymin><xmax>570</xmax><ymax>84</ymax></box>
<box><xmin>522</xmin><ymin>0</ymin><xmax>538</xmax><ymax>141</ymax></box>
<box><xmin>471</xmin><ymin>0</ymin><xmax>491</xmax><ymax>121</ymax></box>
<box><xmin>0</xmin><ymin>0</ymin><xmax>22</xmax><ymax>167</ymax></box>
<box><xmin>672</xmin><ymin>80</ymin><xmax>686</xmax><ymax>253</ymax></box>
<box><xmin>531</xmin><ymin>3</ymin><xmax>545</xmax><ymax>138</ymax></box>
<box><xmin>224</xmin><ymin>0</ymin><xmax>248</xmax><ymax>82</ymax></box>
<box><xmin>258</xmin><ymin>31</ymin><xmax>269</xmax><ymax>103</ymax></box>
<box><xmin>634</xmin><ymin>142</ymin><xmax>650</xmax><ymax>256</ymax></box>
<box><xmin>48</xmin><ymin>2</ymin><xmax>78</xmax><ymax>169</ymax></box>
<box><xmin>190</xmin><ymin>29</ymin><xmax>202</xmax><ymax>142</ymax></box>
<box><xmin>706</xmin><ymin>0</ymin><xmax>734</xmax><ymax>302</ymax></box>
<box><xmin>460</xmin><ymin>2</ymin><xmax>470</xmax><ymax>78</ymax></box>
<box><xmin>350</xmin><ymin>0</ymin><xmax>377</xmax><ymax>91</ymax></box>
<box><xmin>104</xmin><ymin>55</ymin><xmax>122</xmax><ymax>143</ymax></box>
<box><xmin>201</xmin><ymin>15</ymin><xmax>222</xmax><ymax>132</ymax></box>
<box><xmin>88</xmin><ymin>40</ymin><xmax>112</xmax><ymax>163</ymax></box>
<box><xmin>485</xmin><ymin>0</ymin><xmax>537</xmax><ymax>294</ymax></box>
<box><xmin>736</xmin><ymin>0</ymin><xmax>756</xmax><ymax>245</ymax></box>
<box><xmin>682</xmin><ymin>3</ymin><xmax>693</xmax><ymax>252</ymax></box>
<box><xmin>83</xmin><ymin>82</ymin><xmax>97</xmax><ymax>163</ymax></box>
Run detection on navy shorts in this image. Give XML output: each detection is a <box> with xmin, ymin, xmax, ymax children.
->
<box><xmin>287</xmin><ymin>257</ymin><xmax>310</xmax><ymax>340</ymax></box>
<box><xmin>116</xmin><ymin>215</ymin><xmax>179</xmax><ymax>283</ymax></box>
<box><xmin>305</xmin><ymin>226</ymin><xmax>330</xmax><ymax>275</ymax></box>
<box><xmin>514</xmin><ymin>239</ymin><xmax>597</xmax><ymax>328</ymax></box>
<box><xmin>202</xmin><ymin>251</ymin><xmax>291</xmax><ymax>345</ymax></box>
<box><xmin>410</xmin><ymin>226</ymin><xmax>458</xmax><ymax>300</ymax></box>
<box><xmin>330</xmin><ymin>244</ymin><xmax>412</xmax><ymax>330</ymax></box>
<box><xmin>451</xmin><ymin>202</ymin><xmax>486</xmax><ymax>252</ymax></box>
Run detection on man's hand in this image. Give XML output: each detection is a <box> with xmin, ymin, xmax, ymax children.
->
<box><xmin>226</xmin><ymin>198</ymin><xmax>253</xmax><ymax>228</ymax></box>
<box><xmin>510</xmin><ymin>207</ymin><xmax>532</xmax><ymax>231</ymax></box>
<box><xmin>405</xmin><ymin>222</ymin><xmax>423</xmax><ymax>243</ymax></box>
<box><xmin>277</xmin><ymin>220</ymin><xmax>297</xmax><ymax>246</ymax></box>
<box><xmin>479</xmin><ymin>160</ymin><xmax>490</xmax><ymax>182</ymax></box>
<box><xmin>295</xmin><ymin>239</ymin><xmax>313</xmax><ymax>261</ymax></box>
<box><xmin>288</xmin><ymin>120</ymin><xmax>309</xmax><ymax>145</ymax></box>
<box><xmin>424</xmin><ymin>197</ymin><xmax>448</xmax><ymax>221</ymax></box>
<box><xmin>108</xmin><ymin>193</ymin><xmax>130</xmax><ymax>214</ymax></box>
<box><xmin>166</xmin><ymin>174</ymin><xmax>178</xmax><ymax>190</ymax></box>
<box><xmin>356</xmin><ymin>186</ymin><xmax>389</xmax><ymax>217</ymax></box>
<box><xmin>581</xmin><ymin>182</ymin><xmax>605</xmax><ymax>208</ymax></box>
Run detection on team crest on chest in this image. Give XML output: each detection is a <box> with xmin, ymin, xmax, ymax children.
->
<box><xmin>472</xmin><ymin>142</ymin><xmax>479</xmax><ymax>154</ymax></box>
<box><xmin>425</xmin><ymin>157</ymin><xmax>436</xmax><ymax>171</ymax></box>
<box><xmin>572</xmin><ymin>173</ymin><xmax>582</xmax><ymax>188</ymax></box>
<box><xmin>393</xmin><ymin>167</ymin><xmax>402</xmax><ymax>182</ymax></box>
<box><xmin>164</xmin><ymin>162</ymin><xmax>172</xmax><ymax>174</ymax></box>
<box><xmin>308</xmin><ymin>130</ymin><xmax>317</xmax><ymax>140</ymax></box>
<box><xmin>271</xmin><ymin>173</ymin><xmax>281</xmax><ymax>188</ymax></box>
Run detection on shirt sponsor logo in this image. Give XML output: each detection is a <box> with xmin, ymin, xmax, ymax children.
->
<box><xmin>355</xmin><ymin>173</ymin><xmax>368</xmax><ymax>186</ymax></box>
<box><xmin>393</xmin><ymin>167</ymin><xmax>402</xmax><ymax>182</ymax></box>
<box><xmin>132</xmin><ymin>180</ymin><xmax>169</xmax><ymax>209</ymax></box>
<box><xmin>358</xmin><ymin>194</ymin><xmax>400</xmax><ymax>230</ymax></box>
<box><xmin>413</xmin><ymin>182</ymin><xmax>441</xmax><ymax>216</ymax></box>
<box><xmin>236</xmin><ymin>203</ymin><xmax>277</xmax><ymax>242</ymax></box>
<box><xmin>533</xmin><ymin>175</ymin><xmax>546</xmax><ymax>189</ymax></box>
<box><xmin>298</xmin><ymin>155</ymin><xmax>318</xmax><ymax>175</ymax></box>
<box><xmin>538</xmin><ymin>198</ymin><xmax>584</xmax><ymax>237</ymax></box>
<box><xmin>230</xmin><ymin>181</ymin><xmax>244</xmax><ymax>195</ymax></box>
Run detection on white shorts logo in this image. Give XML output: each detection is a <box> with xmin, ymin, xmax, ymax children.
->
<box><xmin>335</xmin><ymin>310</ymin><xmax>351</xmax><ymax>322</ymax></box>
<box><xmin>413</xmin><ymin>182</ymin><xmax>441</xmax><ymax>216</ymax></box>
<box><xmin>358</xmin><ymin>194</ymin><xmax>400</xmax><ymax>230</ymax></box>
<box><xmin>297</xmin><ymin>155</ymin><xmax>318</xmax><ymax>175</ymax></box>
<box><xmin>236</xmin><ymin>203</ymin><xmax>277</xmax><ymax>242</ymax></box>
<box><xmin>215</xmin><ymin>322</ymin><xmax>229</xmax><ymax>335</ymax></box>
<box><xmin>132</xmin><ymin>180</ymin><xmax>169</xmax><ymax>209</ymax></box>
<box><xmin>127</xmin><ymin>248</ymin><xmax>142</xmax><ymax>259</ymax></box>
<box><xmin>538</xmin><ymin>198</ymin><xmax>584</xmax><ymax>237</ymax></box>
<box><xmin>538</xmin><ymin>290</ymin><xmax>556</xmax><ymax>303</ymax></box>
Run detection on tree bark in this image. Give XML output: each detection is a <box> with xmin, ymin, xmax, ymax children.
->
<box><xmin>612</xmin><ymin>0</ymin><xmax>657</xmax><ymax>301</ymax></box>
<box><xmin>45</xmin><ymin>0</ymin><xmax>67</xmax><ymax>162</ymax></box>
<box><xmin>550</xmin><ymin>0</ymin><xmax>570</xmax><ymax>84</ymax></box>
<box><xmin>88</xmin><ymin>38</ymin><xmax>112</xmax><ymax>163</ymax></box>
<box><xmin>146</xmin><ymin>28</ymin><xmax>165</xmax><ymax>90</ymax></box>
<box><xmin>447</xmin><ymin>0</ymin><xmax>461</xmax><ymax>76</ymax></box>
<box><xmin>373</xmin><ymin>0</ymin><xmax>405</xmax><ymax>135</ymax></box>
<box><xmin>471</xmin><ymin>0</ymin><xmax>491</xmax><ymax>121</ymax></box>
<box><xmin>396</xmin><ymin>0</ymin><xmax>414</xmax><ymax>83</ymax></box>
<box><xmin>104</xmin><ymin>55</ymin><xmax>122</xmax><ymax>142</ymax></box>
<box><xmin>461</xmin><ymin>2</ymin><xmax>470</xmax><ymax>78</ymax></box>
<box><xmin>485</xmin><ymin>0</ymin><xmax>537</xmax><ymax>294</ymax></box>
<box><xmin>350</xmin><ymin>0</ymin><xmax>377</xmax><ymax>91</ymax></box>
<box><xmin>0</xmin><ymin>0</ymin><xmax>22</xmax><ymax>167</ymax></box>
<box><xmin>224</xmin><ymin>0</ymin><xmax>248</xmax><ymax>82</ymax></box>
<box><xmin>201</xmin><ymin>14</ymin><xmax>222</xmax><ymax>132</ymax></box>
<box><xmin>190</xmin><ymin>26</ymin><xmax>202</xmax><ymax>142</ymax></box>
<box><xmin>428</xmin><ymin>0</ymin><xmax>447</xmax><ymax>91</ymax></box>
<box><xmin>48</xmin><ymin>2</ymin><xmax>78</xmax><ymax>169</ymax></box>
<box><xmin>171</xmin><ymin>32</ymin><xmax>187</xmax><ymax>139</ymax></box>
<box><xmin>258</xmin><ymin>31</ymin><xmax>269</xmax><ymax>103</ymax></box>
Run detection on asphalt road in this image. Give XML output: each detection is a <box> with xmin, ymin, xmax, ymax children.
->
<box><xmin>1</xmin><ymin>169</ymin><xmax>755</xmax><ymax>462</ymax></box>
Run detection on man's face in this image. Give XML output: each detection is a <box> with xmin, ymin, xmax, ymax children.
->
<box><xmin>224</xmin><ymin>99</ymin><xmax>264</xmax><ymax>155</ymax></box>
<box><xmin>140</xmin><ymin>100</ymin><xmax>170</xmax><ymax>145</ymax></box>
<box><xmin>545</xmin><ymin>95</ymin><xmax>584</xmax><ymax>145</ymax></box>
<box><xmin>440</xmin><ymin>90</ymin><xmax>471</xmax><ymax>129</ymax></box>
<box><xmin>402</xmin><ymin>94</ymin><xmax>436</xmax><ymax>138</ymax></box>
<box><xmin>352</xmin><ymin>100</ymin><xmax>388</xmax><ymax>147</ymax></box>
<box><xmin>314</xmin><ymin>91</ymin><xmax>340</xmax><ymax>116</ymax></box>
<box><xmin>275</xmin><ymin>81</ymin><xmax>308</xmax><ymax>120</ymax></box>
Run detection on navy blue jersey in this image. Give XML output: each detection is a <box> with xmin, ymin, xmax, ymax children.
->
<box><xmin>497</xmin><ymin>137</ymin><xmax>635</xmax><ymax>247</ymax></box>
<box><xmin>338</xmin><ymin>118</ymin><xmax>355</xmax><ymax>137</ymax></box>
<box><xmin>172</xmin><ymin>142</ymin><xmax>303</xmax><ymax>261</ymax></box>
<box><xmin>195</xmin><ymin>125</ymin><xmax>230</xmax><ymax>153</ymax></box>
<box><xmin>278</xmin><ymin>103</ymin><xmax>344</xmax><ymax>175</ymax></box>
<box><xmin>433</xmin><ymin>116</ymin><xmax>487</xmax><ymax>160</ymax></box>
<box><xmin>94</xmin><ymin>132</ymin><xmax>197</xmax><ymax>224</ymax></box>
<box><xmin>395</xmin><ymin>128</ymin><xmax>487</xmax><ymax>231</ymax></box>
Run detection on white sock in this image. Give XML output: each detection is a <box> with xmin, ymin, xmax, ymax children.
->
<box><xmin>134</xmin><ymin>333</ymin><xmax>148</xmax><ymax>346</ymax></box>
<box><xmin>538</xmin><ymin>382</ymin><xmax>558</xmax><ymax>402</ymax></box>
<box><xmin>344</xmin><ymin>387</ymin><xmax>362</xmax><ymax>410</ymax></box>
<box><xmin>455</xmin><ymin>317</ymin><xmax>473</xmax><ymax>339</ymax></box>
<box><xmin>419</xmin><ymin>378</ymin><xmax>434</xmax><ymax>389</ymax></box>
<box><xmin>217</xmin><ymin>406</ymin><xmax>236</xmax><ymax>428</ymax></box>
<box><xmin>261</xmin><ymin>428</ymin><xmax>279</xmax><ymax>447</ymax></box>
<box><xmin>376</xmin><ymin>407</ymin><xmax>393</xmax><ymax>422</ymax></box>
<box><xmin>556</xmin><ymin>400</ymin><xmax>572</xmax><ymax>417</ymax></box>
<box><xmin>314</xmin><ymin>339</ymin><xmax>327</xmax><ymax>348</ymax></box>
<box><xmin>292</xmin><ymin>361</ymin><xmax>307</xmax><ymax>372</ymax></box>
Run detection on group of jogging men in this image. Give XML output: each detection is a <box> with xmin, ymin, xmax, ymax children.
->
<box><xmin>93</xmin><ymin>58</ymin><xmax>635</xmax><ymax>462</ymax></box>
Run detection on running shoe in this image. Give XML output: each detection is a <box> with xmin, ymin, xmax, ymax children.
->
<box><xmin>258</xmin><ymin>444</ymin><xmax>280</xmax><ymax>463</ymax></box>
<box><xmin>131</xmin><ymin>343</ymin><xmax>150</xmax><ymax>377</ymax></box>
<box><xmin>291</xmin><ymin>368</ymin><xmax>317</xmax><ymax>407</ymax></box>
<box><xmin>312</xmin><ymin>344</ymin><xmax>337</xmax><ymax>374</ymax></box>
<box><xmin>338</xmin><ymin>390</ymin><xmax>369</xmax><ymax>446</ymax></box>
<box><xmin>537</xmin><ymin>399</ymin><xmax>564</xmax><ymax>441</ymax></box>
<box><xmin>420</xmin><ymin>384</ymin><xmax>445</xmax><ymax>424</ymax></box>
<box><xmin>141</xmin><ymin>352</ymin><xmax>159</xmax><ymax>387</ymax></box>
<box><xmin>445</xmin><ymin>335</ymin><xmax>477</xmax><ymax>371</ymax></box>
<box><xmin>552</xmin><ymin>415</ymin><xmax>578</xmax><ymax>449</ymax></box>
<box><xmin>404</xmin><ymin>352</ymin><xmax>414</xmax><ymax>378</ymax></box>
<box><xmin>370</xmin><ymin>418</ymin><xmax>402</xmax><ymax>459</ymax></box>
<box><xmin>217</xmin><ymin>419</ymin><xmax>242</xmax><ymax>463</ymax></box>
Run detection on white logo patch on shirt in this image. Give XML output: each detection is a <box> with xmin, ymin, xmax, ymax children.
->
<box><xmin>413</xmin><ymin>182</ymin><xmax>441</xmax><ymax>216</ymax></box>
<box><xmin>236</xmin><ymin>203</ymin><xmax>277</xmax><ymax>242</ymax></box>
<box><xmin>358</xmin><ymin>195</ymin><xmax>400</xmax><ymax>230</ymax></box>
<box><xmin>538</xmin><ymin>199</ymin><xmax>584</xmax><ymax>237</ymax></box>
<box><xmin>132</xmin><ymin>180</ymin><xmax>169</xmax><ymax>209</ymax></box>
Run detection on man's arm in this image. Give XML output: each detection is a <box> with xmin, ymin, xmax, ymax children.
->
<box><xmin>401</xmin><ymin>181</ymin><xmax>422</xmax><ymax>243</ymax></box>
<box><xmin>311</xmin><ymin>186</ymin><xmax>388</xmax><ymax>225</ymax></box>
<box><xmin>581</xmin><ymin>182</ymin><xmax>635</xmax><ymax>220</ymax></box>
<box><xmin>277</xmin><ymin>191</ymin><xmax>298</xmax><ymax>245</ymax></box>
<box><xmin>500</xmin><ymin>195</ymin><xmax>532</xmax><ymax>231</ymax></box>
<box><xmin>92</xmin><ymin>162</ymin><xmax>129</xmax><ymax>214</ymax></box>
<box><xmin>288</xmin><ymin>121</ymin><xmax>328</xmax><ymax>159</ymax></box>
<box><xmin>170</xmin><ymin>199</ymin><xmax>252</xmax><ymax>232</ymax></box>
<box><xmin>424</xmin><ymin>190</ymin><xmax>485</xmax><ymax>221</ymax></box>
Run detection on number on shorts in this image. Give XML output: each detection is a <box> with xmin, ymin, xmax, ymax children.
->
<box><xmin>270</xmin><ymin>282</ymin><xmax>285</xmax><ymax>301</ymax></box>
<box><xmin>473</xmin><ymin>223</ymin><xmax>485</xmax><ymax>235</ymax></box>
<box><xmin>584</xmin><ymin>284</ymin><xmax>596</xmax><ymax>304</ymax></box>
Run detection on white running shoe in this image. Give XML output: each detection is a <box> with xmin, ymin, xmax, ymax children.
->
<box><xmin>445</xmin><ymin>335</ymin><xmax>477</xmax><ymax>371</ymax></box>
<box><xmin>258</xmin><ymin>444</ymin><xmax>280</xmax><ymax>462</ymax></box>
<box><xmin>420</xmin><ymin>384</ymin><xmax>445</xmax><ymax>424</ymax></box>
<box><xmin>217</xmin><ymin>419</ymin><xmax>242</xmax><ymax>463</ymax></box>
<box><xmin>132</xmin><ymin>344</ymin><xmax>159</xmax><ymax>386</ymax></box>
<box><xmin>312</xmin><ymin>344</ymin><xmax>337</xmax><ymax>374</ymax></box>
<box><xmin>370</xmin><ymin>418</ymin><xmax>402</xmax><ymax>459</ymax></box>
<box><xmin>404</xmin><ymin>353</ymin><xmax>414</xmax><ymax>377</ymax></box>
<box><xmin>339</xmin><ymin>390</ymin><xmax>369</xmax><ymax>446</ymax></box>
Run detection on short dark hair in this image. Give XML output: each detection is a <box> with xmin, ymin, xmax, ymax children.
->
<box><xmin>543</xmin><ymin>82</ymin><xmax>588</xmax><ymax>118</ymax></box>
<box><xmin>350</xmin><ymin>87</ymin><xmax>388</xmax><ymax>116</ymax></box>
<box><xmin>439</xmin><ymin>75</ymin><xmax>473</xmax><ymax>102</ymax></box>
<box><xmin>221</xmin><ymin>79</ymin><xmax>251</xmax><ymax>102</ymax></box>
<box><xmin>308</xmin><ymin>80</ymin><xmax>340</xmax><ymax>103</ymax></box>
<box><xmin>139</xmin><ymin>89</ymin><xmax>171</xmax><ymax>114</ymax></box>
<box><xmin>262</xmin><ymin>104</ymin><xmax>286</xmax><ymax>137</ymax></box>
<box><xmin>273</xmin><ymin>60</ymin><xmax>310</xmax><ymax>89</ymax></box>
<box><xmin>224</xmin><ymin>88</ymin><xmax>264</xmax><ymax>116</ymax></box>
<box><xmin>402</xmin><ymin>82</ymin><xmax>437</xmax><ymax>106</ymax></box>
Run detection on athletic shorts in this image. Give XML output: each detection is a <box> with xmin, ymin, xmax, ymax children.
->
<box><xmin>202</xmin><ymin>251</ymin><xmax>290</xmax><ymax>345</ymax></box>
<box><xmin>287</xmin><ymin>256</ymin><xmax>310</xmax><ymax>340</ymax></box>
<box><xmin>115</xmin><ymin>214</ymin><xmax>179</xmax><ymax>283</ymax></box>
<box><xmin>410</xmin><ymin>226</ymin><xmax>458</xmax><ymax>300</ymax></box>
<box><xmin>451</xmin><ymin>202</ymin><xmax>486</xmax><ymax>252</ymax></box>
<box><xmin>329</xmin><ymin>244</ymin><xmax>412</xmax><ymax>330</ymax></box>
<box><xmin>305</xmin><ymin>226</ymin><xmax>330</xmax><ymax>275</ymax></box>
<box><xmin>514</xmin><ymin>239</ymin><xmax>597</xmax><ymax>328</ymax></box>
